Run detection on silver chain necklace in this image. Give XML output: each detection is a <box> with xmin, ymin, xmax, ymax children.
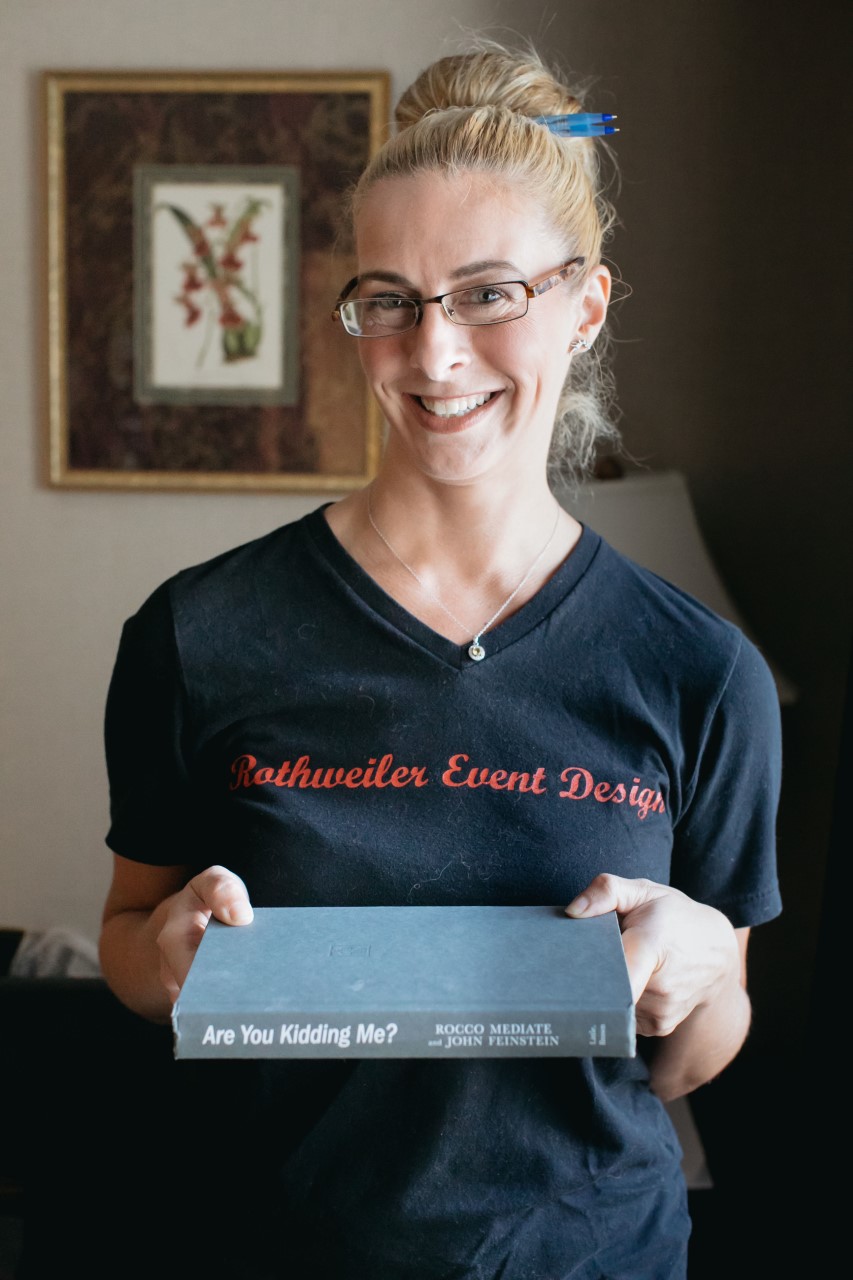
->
<box><xmin>366</xmin><ymin>488</ymin><xmax>561</xmax><ymax>662</ymax></box>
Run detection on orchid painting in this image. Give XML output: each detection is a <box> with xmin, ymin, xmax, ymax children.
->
<box><xmin>160</xmin><ymin>195</ymin><xmax>268</xmax><ymax>367</ymax></box>
<box><xmin>138</xmin><ymin>166</ymin><xmax>300</xmax><ymax>405</ymax></box>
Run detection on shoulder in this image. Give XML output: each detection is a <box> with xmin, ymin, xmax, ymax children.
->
<box><xmin>582</xmin><ymin>533</ymin><xmax>779</xmax><ymax>725</ymax></box>
<box><xmin>172</xmin><ymin>508</ymin><xmax>323</xmax><ymax>599</ymax></box>
<box><xmin>126</xmin><ymin>507</ymin><xmax>327</xmax><ymax>633</ymax></box>
<box><xmin>590</xmin><ymin>535</ymin><xmax>742</xmax><ymax>660</ymax></box>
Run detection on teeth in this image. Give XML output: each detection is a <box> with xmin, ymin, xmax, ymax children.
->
<box><xmin>420</xmin><ymin>392</ymin><xmax>493</xmax><ymax>417</ymax></box>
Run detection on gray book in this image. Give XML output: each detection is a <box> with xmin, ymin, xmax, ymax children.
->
<box><xmin>172</xmin><ymin>905</ymin><xmax>636</xmax><ymax>1060</ymax></box>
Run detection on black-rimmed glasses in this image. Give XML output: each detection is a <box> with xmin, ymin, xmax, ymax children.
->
<box><xmin>331</xmin><ymin>257</ymin><xmax>586</xmax><ymax>337</ymax></box>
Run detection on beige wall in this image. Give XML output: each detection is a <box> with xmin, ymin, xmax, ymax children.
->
<box><xmin>2</xmin><ymin>1</ymin><xmax>850</xmax><ymax>1049</ymax></box>
<box><xmin>0</xmin><ymin>0</ymin><xmax>501</xmax><ymax>937</ymax></box>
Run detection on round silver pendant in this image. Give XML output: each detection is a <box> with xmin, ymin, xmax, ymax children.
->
<box><xmin>468</xmin><ymin>642</ymin><xmax>486</xmax><ymax>662</ymax></box>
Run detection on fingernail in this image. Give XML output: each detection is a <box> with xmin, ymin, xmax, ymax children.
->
<box><xmin>222</xmin><ymin>904</ymin><xmax>253</xmax><ymax>925</ymax></box>
<box><xmin>566</xmin><ymin>896</ymin><xmax>590</xmax><ymax>917</ymax></box>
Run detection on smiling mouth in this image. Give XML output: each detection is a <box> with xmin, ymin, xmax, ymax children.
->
<box><xmin>417</xmin><ymin>392</ymin><xmax>496</xmax><ymax>418</ymax></box>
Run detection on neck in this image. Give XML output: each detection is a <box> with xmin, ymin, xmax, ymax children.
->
<box><xmin>366</xmin><ymin>459</ymin><xmax>563</xmax><ymax>579</ymax></box>
<box><xmin>324</xmin><ymin>462</ymin><xmax>582</xmax><ymax>651</ymax></box>
<box><xmin>365</xmin><ymin>480</ymin><xmax>564</xmax><ymax>658</ymax></box>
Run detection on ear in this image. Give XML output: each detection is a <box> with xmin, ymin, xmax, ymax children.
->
<box><xmin>570</xmin><ymin>263</ymin><xmax>611</xmax><ymax>350</ymax></box>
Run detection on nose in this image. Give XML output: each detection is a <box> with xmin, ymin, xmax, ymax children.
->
<box><xmin>408</xmin><ymin>300</ymin><xmax>472</xmax><ymax>380</ymax></box>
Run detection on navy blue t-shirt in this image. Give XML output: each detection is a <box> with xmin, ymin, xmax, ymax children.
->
<box><xmin>104</xmin><ymin>507</ymin><xmax>782</xmax><ymax>1279</ymax></box>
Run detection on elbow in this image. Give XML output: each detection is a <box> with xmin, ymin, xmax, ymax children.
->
<box><xmin>647</xmin><ymin>989</ymin><xmax>753</xmax><ymax>1102</ymax></box>
<box><xmin>650</xmin><ymin>1065</ymin><xmax>716</xmax><ymax>1103</ymax></box>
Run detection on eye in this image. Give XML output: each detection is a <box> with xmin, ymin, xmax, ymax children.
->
<box><xmin>364</xmin><ymin>293</ymin><xmax>411</xmax><ymax>312</ymax></box>
<box><xmin>463</xmin><ymin>285</ymin><xmax>509</xmax><ymax>306</ymax></box>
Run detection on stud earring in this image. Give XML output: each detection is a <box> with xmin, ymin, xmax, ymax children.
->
<box><xmin>569</xmin><ymin>336</ymin><xmax>591</xmax><ymax>354</ymax></box>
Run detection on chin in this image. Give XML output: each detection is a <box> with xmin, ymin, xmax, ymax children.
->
<box><xmin>408</xmin><ymin>436</ymin><xmax>536</xmax><ymax>489</ymax></box>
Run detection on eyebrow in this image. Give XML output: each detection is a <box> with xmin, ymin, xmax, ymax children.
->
<box><xmin>356</xmin><ymin>259</ymin><xmax>522</xmax><ymax>289</ymax></box>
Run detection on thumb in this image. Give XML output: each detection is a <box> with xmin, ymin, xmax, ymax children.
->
<box><xmin>566</xmin><ymin>873</ymin><xmax>665</xmax><ymax>920</ymax></box>
<box><xmin>565</xmin><ymin>875</ymin><xmax>666</xmax><ymax>1003</ymax></box>
<box><xmin>188</xmin><ymin>865</ymin><xmax>254</xmax><ymax>926</ymax></box>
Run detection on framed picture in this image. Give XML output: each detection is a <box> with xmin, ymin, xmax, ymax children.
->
<box><xmin>45</xmin><ymin>70</ymin><xmax>390</xmax><ymax>491</ymax></box>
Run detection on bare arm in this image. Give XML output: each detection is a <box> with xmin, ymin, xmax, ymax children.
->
<box><xmin>566</xmin><ymin>874</ymin><xmax>752</xmax><ymax>1102</ymax></box>
<box><xmin>99</xmin><ymin>854</ymin><xmax>253</xmax><ymax>1024</ymax></box>
<box><xmin>644</xmin><ymin>925</ymin><xmax>750</xmax><ymax>1101</ymax></box>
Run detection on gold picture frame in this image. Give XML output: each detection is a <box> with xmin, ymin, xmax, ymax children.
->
<box><xmin>45</xmin><ymin>70</ymin><xmax>390</xmax><ymax>492</ymax></box>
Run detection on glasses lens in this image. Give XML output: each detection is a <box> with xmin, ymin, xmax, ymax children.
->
<box><xmin>445</xmin><ymin>282</ymin><xmax>528</xmax><ymax>326</ymax></box>
<box><xmin>339</xmin><ymin>297</ymin><xmax>418</xmax><ymax>336</ymax></box>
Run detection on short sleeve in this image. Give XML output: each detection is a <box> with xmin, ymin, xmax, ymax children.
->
<box><xmin>671</xmin><ymin>633</ymin><xmax>783</xmax><ymax>927</ymax></box>
<box><xmin>104</xmin><ymin>583</ymin><xmax>202</xmax><ymax>866</ymax></box>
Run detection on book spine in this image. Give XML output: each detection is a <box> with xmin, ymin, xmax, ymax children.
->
<box><xmin>172</xmin><ymin>1008</ymin><xmax>636</xmax><ymax>1059</ymax></box>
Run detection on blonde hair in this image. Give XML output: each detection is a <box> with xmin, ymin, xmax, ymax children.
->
<box><xmin>351</xmin><ymin>45</ymin><xmax>622</xmax><ymax>484</ymax></box>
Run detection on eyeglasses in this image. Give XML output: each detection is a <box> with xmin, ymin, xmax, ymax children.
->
<box><xmin>331</xmin><ymin>257</ymin><xmax>585</xmax><ymax>337</ymax></box>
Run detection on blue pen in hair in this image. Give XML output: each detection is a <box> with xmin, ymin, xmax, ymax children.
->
<box><xmin>536</xmin><ymin>112</ymin><xmax>616</xmax><ymax>124</ymax></box>
<box><xmin>535</xmin><ymin>112</ymin><xmax>619</xmax><ymax>137</ymax></box>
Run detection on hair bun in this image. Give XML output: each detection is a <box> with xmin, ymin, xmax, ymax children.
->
<box><xmin>395</xmin><ymin>49</ymin><xmax>583</xmax><ymax>131</ymax></box>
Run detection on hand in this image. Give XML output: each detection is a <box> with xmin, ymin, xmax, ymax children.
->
<box><xmin>156</xmin><ymin>865</ymin><xmax>253</xmax><ymax>1004</ymax></box>
<box><xmin>566</xmin><ymin>874</ymin><xmax>741</xmax><ymax>1038</ymax></box>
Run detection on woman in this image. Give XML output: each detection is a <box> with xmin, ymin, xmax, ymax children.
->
<box><xmin>99</xmin><ymin>46</ymin><xmax>781</xmax><ymax>1279</ymax></box>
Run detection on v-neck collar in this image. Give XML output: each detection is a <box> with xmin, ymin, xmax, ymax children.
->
<box><xmin>302</xmin><ymin>504</ymin><xmax>601</xmax><ymax>672</ymax></box>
